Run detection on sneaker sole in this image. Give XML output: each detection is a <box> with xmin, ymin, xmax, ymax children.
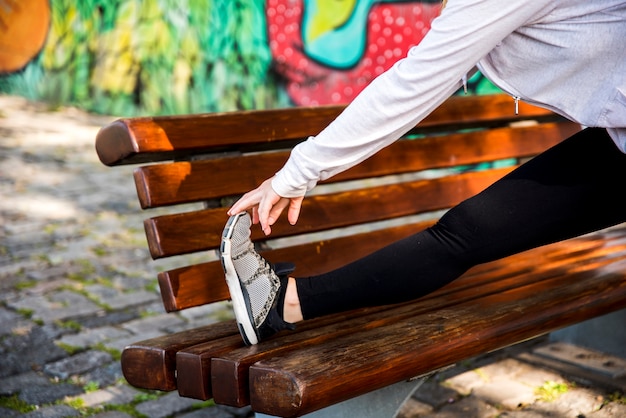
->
<box><xmin>220</xmin><ymin>213</ymin><xmax>259</xmax><ymax>346</ymax></box>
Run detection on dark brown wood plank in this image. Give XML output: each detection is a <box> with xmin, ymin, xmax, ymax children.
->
<box><xmin>175</xmin><ymin>335</ymin><xmax>245</xmax><ymax>400</ymax></box>
<box><xmin>120</xmin><ymin>321</ymin><xmax>238</xmax><ymax>391</ymax></box>
<box><xmin>247</xmin><ymin>258</ymin><xmax>626</xmax><ymax>417</ymax></box>
<box><xmin>133</xmin><ymin>121</ymin><xmax>578</xmax><ymax>209</ymax></box>
<box><xmin>204</xmin><ymin>230</ymin><xmax>626</xmax><ymax>406</ymax></box>
<box><xmin>95</xmin><ymin>94</ymin><xmax>561</xmax><ymax>166</ymax></box>
<box><xmin>144</xmin><ymin>167</ymin><xmax>514</xmax><ymax>259</ymax></box>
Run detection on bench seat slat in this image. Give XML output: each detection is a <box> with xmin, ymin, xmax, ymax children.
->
<box><xmin>145</xmin><ymin>167</ymin><xmax>514</xmax><ymax>259</ymax></box>
<box><xmin>248</xmin><ymin>256</ymin><xmax>626</xmax><ymax>417</ymax></box>
<box><xmin>95</xmin><ymin>95</ymin><xmax>560</xmax><ymax>167</ymax></box>
<box><xmin>120</xmin><ymin>321</ymin><xmax>238</xmax><ymax>391</ymax></box>
<box><xmin>133</xmin><ymin>122</ymin><xmax>578</xmax><ymax>209</ymax></box>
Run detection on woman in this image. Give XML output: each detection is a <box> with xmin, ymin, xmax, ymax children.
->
<box><xmin>220</xmin><ymin>0</ymin><xmax>626</xmax><ymax>346</ymax></box>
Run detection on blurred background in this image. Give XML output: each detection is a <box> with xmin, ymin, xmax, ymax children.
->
<box><xmin>1</xmin><ymin>0</ymin><xmax>499</xmax><ymax>117</ymax></box>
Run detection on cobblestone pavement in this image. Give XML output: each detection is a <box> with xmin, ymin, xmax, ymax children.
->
<box><xmin>1</xmin><ymin>94</ymin><xmax>625</xmax><ymax>417</ymax></box>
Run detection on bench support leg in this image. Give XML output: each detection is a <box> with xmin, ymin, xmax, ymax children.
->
<box><xmin>255</xmin><ymin>377</ymin><xmax>425</xmax><ymax>418</ymax></box>
<box><xmin>550</xmin><ymin>309</ymin><xmax>626</xmax><ymax>358</ymax></box>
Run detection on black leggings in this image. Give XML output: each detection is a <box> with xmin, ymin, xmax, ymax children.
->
<box><xmin>295</xmin><ymin>128</ymin><xmax>626</xmax><ymax>319</ymax></box>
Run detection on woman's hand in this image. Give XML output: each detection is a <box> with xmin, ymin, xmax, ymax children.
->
<box><xmin>227</xmin><ymin>177</ymin><xmax>304</xmax><ymax>236</ymax></box>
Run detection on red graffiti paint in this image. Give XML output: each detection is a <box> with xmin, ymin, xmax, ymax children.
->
<box><xmin>266</xmin><ymin>1</ymin><xmax>441</xmax><ymax>106</ymax></box>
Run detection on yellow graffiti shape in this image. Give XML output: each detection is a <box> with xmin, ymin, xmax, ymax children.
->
<box><xmin>306</xmin><ymin>0</ymin><xmax>358</xmax><ymax>42</ymax></box>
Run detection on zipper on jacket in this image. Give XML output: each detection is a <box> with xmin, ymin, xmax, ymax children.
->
<box><xmin>514</xmin><ymin>96</ymin><xmax>520</xmax><ymax>115</ymax></box>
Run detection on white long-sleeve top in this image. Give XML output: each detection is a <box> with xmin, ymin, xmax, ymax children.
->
<box><xmin>272</xmin><ymin>0</ymin><xmax>626</xmax><ymax>198</ymax></box>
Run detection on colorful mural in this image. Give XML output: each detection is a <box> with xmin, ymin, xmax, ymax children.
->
<box><xmin>268</xmin><ymin>0</ymin><xmax>441</xmax><ymax>105</ymax></box>
<box><xmin>0</xmin><ymin>0</ymin><xmax>498</xmax><ymax>116</ymax></box>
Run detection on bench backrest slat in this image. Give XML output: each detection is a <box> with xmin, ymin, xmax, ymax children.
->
<box><xmin>95</xmin><ymin>95</ymin><xmax>561</xmax><ymax>167</ymax></box>
<box><xmin>133</xmin><ymin>121</ymin><xmax>577</xmax><ymax>209</ymax></box>
<box><xmin>145</xmin><ymin>167</ymin><xmax>513</xmax><ymax>259</ymax></box>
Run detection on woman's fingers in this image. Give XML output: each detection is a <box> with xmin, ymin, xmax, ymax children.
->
<box><xmin>287</xmin><ymin>196</ymin><xmax>304</xmax><ymax>225</ymax></box>
<box><xmin>227</xmin><ymin>177</ymin><xmax>304</xmax><ymax>235</ymax></box>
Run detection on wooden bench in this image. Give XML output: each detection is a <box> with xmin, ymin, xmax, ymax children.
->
<box><xmin>95</xmin><ymin>94</ymin><xmax>626</xmax><ymax>417</ymax></box>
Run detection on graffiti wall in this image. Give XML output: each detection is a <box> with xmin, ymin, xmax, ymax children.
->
<box><xmin>0</xmin><ymin>0</ymin><xmax>498</xmax><ymax>116</ymax></box>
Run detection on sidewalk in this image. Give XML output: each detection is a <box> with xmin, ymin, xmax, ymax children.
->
<box><xmin>0</xmin><ymin>94</ymin><xmax>624</xmax><ymax>417</ymax></box>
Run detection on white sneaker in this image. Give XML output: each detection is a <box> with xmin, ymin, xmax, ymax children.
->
<box><xmin>220</xmin><ymin>212</ymin><xmax>295</xmax><ymax>345</ymax></box>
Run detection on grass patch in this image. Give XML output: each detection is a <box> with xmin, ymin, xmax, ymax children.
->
<box><xmin>56</xmin><ymin>342</ymin><xmax>83</xmax><ymax>355</ymax></box>
<box><xmin>535</xmin><ymin>381</ymin><xmax>569</xmax><ymax>402</ymax></box>
<box><xmin>0</xmin><ymin>395</ymin><xmax>37</xmax><ymax>413</ymax></box>
<box><xmin>607</xmin><ymin>391</ymin><xmax>626</xmax><ymax>405</ymax></box>
<box><xmin>94</xmin><ymin>343</ymin><xmax>122</xmax><ymax>361</ymax></box>
<box><xmin>83</xmin><ymin>381</ymin><xmax>100</xmax><ymax>393</ymax></box>
<box><xmin>55</xmin><ymin>319</ymin><xmax>82</xmax><ymax>332</ymax></box>
<box><xmin>16</xmin><ymin>308</ymin><xmax>34</xmax><ymax>318</ymax></box>
<box><xmin>14</xmin><ymin>279</ymin><xmax>38</xmax><ymax>291</ymax></box>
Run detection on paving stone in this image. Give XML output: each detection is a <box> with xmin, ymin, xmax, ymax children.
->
<box><xmin>420</xmin><ymin>396</ymin><xmax>498</xmax><ymax>418</ymax></box>
<box><xmin>122</xmin><ymin>313</ymin><xmax>187</xmax><ymax>335</ymax></box>
<box><xmin>90</xmin><ymin>412</ymin><xmax>134</xmax><ymax>418</ymax></box>
<box><xmin>0</xmin><ymin>326</ymin><xmax>68</xmax><ymax>377</ymax></box>
<box><xmin>134</xmin><ymin>391</ymin><xmax>201</xmax><ymax>418</ymax></box>
<box><xmin>0</xmin><ymin>307</ymin><xmax>34</xmax><ymax>337</ymax></box>
<box><xmin>442</xmin><ymin>368</ymin><xmax>487</xmax><ymax>397</ymax></box>
<box><xmin>44</xmin><ymin>350</ymin><xmax>113</xmax><ymax>380</ymax></box>
<box><xmin>22</xmin><ymin>404</ymin><xmax>80</xmax><ymax>418</ymax></box>
<box><xmin>80</xmin><ymin>361</ymin><xmax>124</xmax><ymax>388</ymax></box>
<box><xmin>0</xmin><ymin>371</ymin><xmax>50</xmax><ymax>396</ymax></box>
<box><xmin>8</xmin><ymin>291</ymin><xmax>103</xmax><ymax>323</ymax></box>
<box><xmin>68</xmin><ymin>383</ymin><xmax>143</xmax><ymax>407</ymax></box>
<box><xmin>19</xmin><ymin>278</ymin><xmax>76</xmax><ymax>297</ymax></box>
<box><xmin>73</xmin><ymin>310</ymin><xmax>140</xmax><ymax>329</ymax></box>
<box><xmin>0</xmin><ymin>259</ymin><xmax>42</xmax><ymax>278</ymax></box>
<box><xmin>107</xmin><ymin>273</ymin><xmax>155</xmax><ymax>292</ymax></box>
<box><xmin>84</xmin><ymin>284</ymin><xmax>156</xmax><ymax>310</ymax></box>
<box><xmin>555</xmin><ymin>389</ymin><xmax>605</xmax><ymax>416</ymax></box>
<box><xmin>472</xmin><ymin>379</ymin><xmax>536</xmax><ymax>409</ymax></box>
<box><xmin>18</xmin><ymin>382</ymin><xmax>83</xmax><ymax>405</ymax></box>
<box><xmin>178</xmin><ymin>302</ymin><xmax>231</xmax><ymax>321</ymax></box>
<box><xmin>481</xmin><ymin>357</ymin><xmax>563</xmax><ymax>388</ymax></box>
<box><xmin>0</xmin><ymin>406</ymin><xmax>21</xmax><ymax>417</ymax></box>
<box><xmin>27</xmin><ymin>265</ymin><xmax>76</xmax><ymax>282</ymax></box>
<box><xmin>493</xmin><ymin>411</ymin><xmax>546</xmax><ymax>417</ymax></box>
<box><xmin>3</xmin><ymin>230</ymin><xmax>55</xmax><ymax>249</ymax></box>
<box><xmin>102</xmin><ymin>331</ymin><xmax>165</xmax><ymax>353</ymax></box>
<box><xmin>588</xmin><ymin>402</ymin><xmax>626</xmax><ymax>417</ymax></box>
<box><xmin>3</xmin><ymin>220</ymin><xmax>52</xmax><ymax>235</ymax></box>
<box><xmin>57</xmin><ymin>326</ymin><xmax>131</xmax><ymax>349</ymax></box>
<box><xmin>397</xmin><ymin>398</ymin><xmax>435</xmax><ymax>418</ymax></box>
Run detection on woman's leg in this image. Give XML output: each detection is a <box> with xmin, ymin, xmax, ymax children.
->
<box><xmin>294</xmin><ymin>128</ymin><xmax>626</xmax><ymax>319</ymax></box>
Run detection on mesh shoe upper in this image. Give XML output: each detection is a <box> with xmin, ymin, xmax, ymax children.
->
<box><xmin>228</xmin><ymin>213</ymin><xmax>281</xmax><ymax>328</ymax></box>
